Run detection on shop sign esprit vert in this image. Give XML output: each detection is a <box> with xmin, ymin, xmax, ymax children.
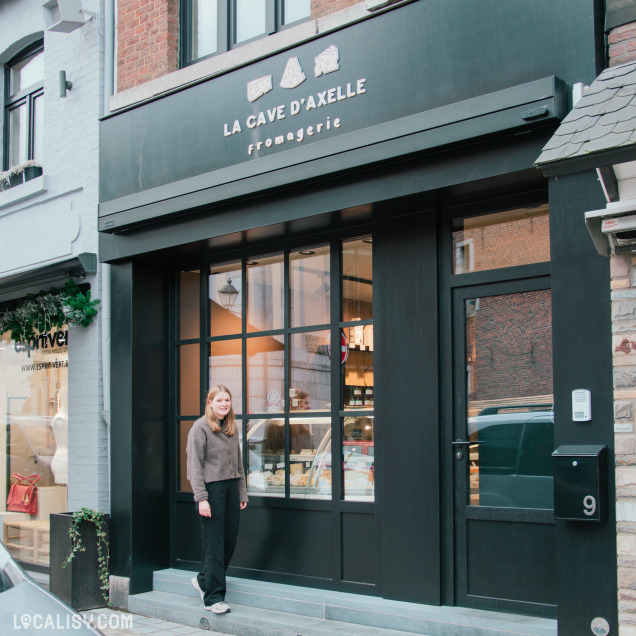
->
<box><xmin>222</xmin><ymin>45</ymin><xmax>367</xmax><ymax>157</ymax></box>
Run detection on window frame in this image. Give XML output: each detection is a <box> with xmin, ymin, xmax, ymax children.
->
<box><xmin>3</xmin><ymin>42</ymin><xmax>44</xmax><ymax>171</ymax></box>
<box><xmin>180</xmin><ymin>0</ymin><xmax>310</xmax><ymax>67</ymax></box>
<box><xmin>174</xmin><ymin>233</ymin><xmax>374</xmax><ymax>504</ymax></box>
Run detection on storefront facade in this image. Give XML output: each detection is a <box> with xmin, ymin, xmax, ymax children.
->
<box><xmin>0</xmin><ymin>0</ymin><xmax>106</xmax><ymax>575</ymax></box>
<box><xmin>101</xmin><ymin>1</ymin><xmax>617</xmax><ymax>633</ymax></box>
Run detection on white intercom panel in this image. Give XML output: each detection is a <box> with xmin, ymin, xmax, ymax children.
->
<box><xmin>572</xmin><ymin>389</ymin><xmax>592</xmax><ymax>422</ymax></box>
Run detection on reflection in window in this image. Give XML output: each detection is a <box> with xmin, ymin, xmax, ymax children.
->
<box><xmin>342</xmin><ymin>238</ymin><xmax>372</xmax><ymax>322</ymax></box>
<box><xmin>209</xmin><ymin>340</ymin><xmax>242</xmax><ymax>414</ymax></box>
<box><xmin>0</xmin><ymin>328</ymin><xmax>68</xmax><ymax>567</ymax></box>
<box><xmin>465</xmin><ymin>290</ymin><xmax>554</xmax><ymax>509</ymax></box>
<box><xmin>246</xmin><ymin>417</ymin><xmax>331</xmax><ymax>499</ymax></box>
<box><xmin>182</xmin><ymin>0</ymin><xmax>310</xmax><ymax>65</ymax></box>
<box><xmin>209</xmin><ymin>264</ymin><xmax>242</xmax><ymax>337</ymax></box>
<box><xmin>452</xmin><ymin>204</ymin><xmax>550</xmax><ymax>274</ymax></box>
<box><xmin>343</xmin><ymin>416</ymin><xmax>374</xmax><ymax>501</ymax></box>
<box><xmin>247</xmin><ymin>335</ymin><xmax>284</xmax><ymax>413</ymax></box>
<box><xmin>178</xmin><ymin>235</ymin><xmax>373</xmax><ymax>501</ymax></box>
<box><xmin>5</xmin><ymin>45</ymin><xmax>43</xmax><ymax>169</ymax></box>
<box><xmin>284</xmin><ymin>0</ymin><xmax>310</xmax><ymax>24</ymax></box>
<box><xmin>189</xmin><ymin>0</ymin><xmax>218</xmax><ymax>60</ymax></box>
<box><xmin>290</xmin><ymin>246</ymin><xmax>330</xmax><ymax>327</ymax></box>
<box><xmin>290</xmin><ymin>330</ymin><xmax>330</xmax><ymax>411</ymax></box>
<box><xmin>180</xmin><ymin>344</ymin><xmax>200</xmax><ymax>415</ymax></box>
<box><xmin>247</xmin><ymin>254</ymin><xmax>283</xmax><ymax>332</ymax></box>
<box><xmin>236</xmin><ymin>0</ymin><xmax>266</xmax><ymax>42</ymax></box>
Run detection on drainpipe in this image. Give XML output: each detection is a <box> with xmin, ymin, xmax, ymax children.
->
<box><xmin>104</xmin><ymin>0</ymin><xmax>115</xmax><ymax>116</ymax></box>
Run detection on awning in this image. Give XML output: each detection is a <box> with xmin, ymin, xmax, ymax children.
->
<box><xmin>0</xmin><ymin>253</ymin><xmax>97</xmax><ymax>304</ymax></box>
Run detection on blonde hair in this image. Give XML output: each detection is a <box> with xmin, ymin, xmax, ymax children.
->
<box><xmin>205</xmin><ymin>385</ymin><xmax>236</xmax><ymax>435</ymax></box>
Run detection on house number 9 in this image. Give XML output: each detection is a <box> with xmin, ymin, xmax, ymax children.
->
<box><xmin>583</xmin><ymin>495</ymin><xmax>597</xmax><ymax>517</ymax></box>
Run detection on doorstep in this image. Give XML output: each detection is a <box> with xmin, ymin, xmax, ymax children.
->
<box><xmin>126</xmin><ymin>569</ymin><xmax>558</xmax><ymax>636</ymax></box>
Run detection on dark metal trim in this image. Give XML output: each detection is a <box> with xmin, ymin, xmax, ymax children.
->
<box><xmin>606</xmin><ymin>5</ymin><xmax>636</xmax><ymax>30</ymax></box>
<box><xmin>597</xmin><ymin>165</ymin><xmax>620</xmax><ymax>203</ymax></box>
<box><xmin>99</xmin><ymin>77</ymin><xmax>566</xmax><ymax>233</ymax></box>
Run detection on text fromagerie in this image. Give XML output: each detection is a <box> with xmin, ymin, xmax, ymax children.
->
<box><xmin>223</xmin><ymin>78</ymin><xmax>367</xmax><ymax>155</ymax></box>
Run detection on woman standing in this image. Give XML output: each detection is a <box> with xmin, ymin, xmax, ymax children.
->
<box><xmin>187</xmin><ymin>385</ymin><xmax>248</xmax><ymax>613</ymax></box>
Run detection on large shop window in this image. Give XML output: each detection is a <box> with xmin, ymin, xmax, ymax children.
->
<box><xmin>0</xmin><ymin>327</ymin><xmax>68</xmax><ymax>568</ymax></box>
<box><xmin>4</xmin><ymin>44</ymin><xmax>43</xmax><ymax>170</ymax></box>
<box><xmin>177</xmin><ymin>236</ymin><xmax>374</xmax><ymax>502</ymax></box>
<box><xmin>181</xmin><ymin>0</ymin><xmax>311</xmax><ymax>65</ymax></box>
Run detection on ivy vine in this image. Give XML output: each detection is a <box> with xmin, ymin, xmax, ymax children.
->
<box><xmin>63</xmin><ymin>507</ymin><xmax>110</xmax><ymax>603</ymax></box>
<box><xmin>0</xmin><ymin>280</ymin><xmax>99</xmax><ymax>341</ymax></box>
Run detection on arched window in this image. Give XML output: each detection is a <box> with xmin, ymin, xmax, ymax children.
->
<box><xmin>4</xmin><ymin>42</ymin><xmax>43</xmax><ymax>170</ymax></box>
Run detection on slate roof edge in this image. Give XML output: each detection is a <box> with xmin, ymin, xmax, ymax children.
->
<box><xmin>536</xmin><ymin>142</ymin><xmax>636</xmax><ymax>176</ymax></box>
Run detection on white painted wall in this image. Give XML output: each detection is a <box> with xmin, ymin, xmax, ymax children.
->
<box><xmin>0</xmin><ymin>0</ymin><xmax>108</xmax><ymax>512</ymax></box>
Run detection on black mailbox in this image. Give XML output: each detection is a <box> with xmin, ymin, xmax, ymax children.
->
<box><xmin>552</xmin><ymin>445</ymin><xmax>607</xmax><ymax>522</ymax></box>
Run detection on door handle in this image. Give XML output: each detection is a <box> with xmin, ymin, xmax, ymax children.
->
<box><xmin>452</xmin><ymin>439</ymin><xmax>478</xmax><ymax>460</ymax></box>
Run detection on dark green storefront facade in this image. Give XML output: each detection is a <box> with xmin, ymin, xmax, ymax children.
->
<box><xmin>100</xmin><ymin>2</ymin><xmax>617</xmax><ymax>634</ymax></box>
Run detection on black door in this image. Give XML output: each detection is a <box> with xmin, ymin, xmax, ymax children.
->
<box><xmin>451</xmin><ymin>279</ymin><xmax>557</xmax><ymax>616</ymax></box>
<box><xmin>444</xmin><ymin>201</ymin><xmax>557</xmax><ymax>616</ymax></box>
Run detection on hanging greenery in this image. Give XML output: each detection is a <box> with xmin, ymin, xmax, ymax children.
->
<box><xmin>0</xmin><ymin>279</ymin><xmax>100</xmax><ymax>341</ymax></box>
<box><xmin>63</xmin><ymin>507</ymin><xmax>110</xmax><ymax>603</ymax></box>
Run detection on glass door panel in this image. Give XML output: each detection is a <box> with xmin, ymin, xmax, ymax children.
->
<box><xmin>464</xmin><ymin>289</ymin><xmax>554</xmax><ymax>509</ymax></box>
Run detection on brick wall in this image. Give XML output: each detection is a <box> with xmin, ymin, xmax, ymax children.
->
<box><xmin>117</xmin><ymin>0</ymin><xmax>179</xmax><ymax>93</ymax></box>
<box><xmin>610</xmin><ymin>22</ymin><xmax>636</xmax><ymax>67</ymax></box>
<box><xmin>116</xmin><ymin>0</ymin><xmax>367</xmax><ymax>92</ymax></box>
<box><xmin>611</xmin><ymin>253</ymin><xmax>636</xmax><ymax>635</ymax></box>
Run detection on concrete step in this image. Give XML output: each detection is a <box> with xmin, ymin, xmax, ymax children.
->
<box><xmin>128</xmin><ymin>569</ymin><xmax>558</xmax><ymax>636</ymax></box>
<box><xmin>128</xmin><ymin>589</ymin><xmax>418</xmax><ymax>636</ymax></box>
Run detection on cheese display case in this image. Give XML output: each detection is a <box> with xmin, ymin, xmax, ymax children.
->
<box><xmin>246</xmin><ymin>416</ymin><xmax>374</xmax><ymax>500</ymax></box>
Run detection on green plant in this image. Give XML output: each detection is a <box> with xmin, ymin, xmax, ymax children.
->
<box><xmin>0</xmin><ymin>279</ymin><xmax>99</xmax><ymax>341</ymax></box>
<box><xmin>62</xmin><ymin>507</ymin><xmax>110</xmax><ymax>603</ymax></box>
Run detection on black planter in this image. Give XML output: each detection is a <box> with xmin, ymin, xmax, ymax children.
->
<box><xmin>24</xmin><ymin>165</ymin><xmax>43</xmax><ymax>181</ymax></box>
<box><xmin>1</xmin><ymin>172</ymin><xmax>23</xmax><ymax>191</ymax></box>
<box><xmin>50</xmin><ymin>512</ymin><xmax>110</xmax><ymax>611</ymax></box>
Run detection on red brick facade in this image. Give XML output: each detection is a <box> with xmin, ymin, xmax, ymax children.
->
<box><xmin>116</xmin><ymin>0</ymin><xmax>366</xmax><ymax>93</ymax></box>
<box><xmin>609</xmin><ymin>22</ymin><xmax>636</xmax><ymax>67</ymax></box>
<box><xmin>117</xmin><ymin>0</ymin><xmax>179</xmax><ymax>93</ymax></box>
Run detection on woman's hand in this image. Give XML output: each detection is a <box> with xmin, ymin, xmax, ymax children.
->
<box><xmin>240</xmin><ymin>502</ymin><xmax>247</xmax><ymax>510</ymax></box>
<box><xmin>198</xmin><ymin>500</ymin><xmax>211</xmax><ymax>517</ymax></box>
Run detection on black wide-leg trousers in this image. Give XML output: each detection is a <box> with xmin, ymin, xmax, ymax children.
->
<box><xmin>196</xmin><ymin>478</ymin><xmax>240</xmax><ymax>606</ymax></box>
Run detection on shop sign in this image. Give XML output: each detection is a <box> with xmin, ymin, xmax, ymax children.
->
<box><xmin>13</xmin><ymin>328</ymin><xmax>69</xmax><ymax>359</ymax></box>
<box><xmin>222</xmin><ymin>45</ymin><xmax>367</xmax><ymax>157</ymax></box>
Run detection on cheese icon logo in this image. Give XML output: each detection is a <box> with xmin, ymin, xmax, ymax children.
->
<box><xmin>280</xmin><ymin>57</ymin><xmax>306</xmax><ymax>89</ymax></box>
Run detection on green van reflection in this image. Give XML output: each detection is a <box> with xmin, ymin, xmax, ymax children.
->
<box><xmin>468</xmin><ymin>408</ymin><xmax>554</xmax><ymax>509</ymax></box>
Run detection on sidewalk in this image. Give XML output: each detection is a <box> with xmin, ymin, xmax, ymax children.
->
<box><xmin>80</xmin><ymin>608</ymin><xmax>227</xmax><ymax>636</ymax></box>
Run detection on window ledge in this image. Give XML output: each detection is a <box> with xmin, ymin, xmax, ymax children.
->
<box><xmin>0</xmin><ymin>175</ymin><xmax>46</xmax><ymax>210</ymax></box>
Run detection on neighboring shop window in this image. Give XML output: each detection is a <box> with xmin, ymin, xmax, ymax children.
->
<box><xmin>177</xmin><ymin>235</ymin><xmax>374</xmax><ymax>502</ymax></box>
<box><xmin>451</xmin><ymin>204</ymin><xmax>550</xmax><ymax>274</ymax></box>
<box><xmin>4</xmin><ymin>43</ymin><xmax>44</xmax><ymax>170</ymax></box>
<box><xmin>181</xmin><ymin>0</ymin><xmax>311</xmax><ymax>65</ymax></box>
<box><xmin>0</xmin><ymin>327</ymin><xmax>68</xmax><ymax>568</ymax></box>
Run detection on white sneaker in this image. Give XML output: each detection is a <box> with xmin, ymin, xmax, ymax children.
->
<box><xmin>209</xmin><ymin>601</ymin><xmax>230</xmax><ymax>614</ymax></box>
<box><xmin>191</xmin><ymin>576</ymin><xmax>204</xmax><ymax>601</ymax></box>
